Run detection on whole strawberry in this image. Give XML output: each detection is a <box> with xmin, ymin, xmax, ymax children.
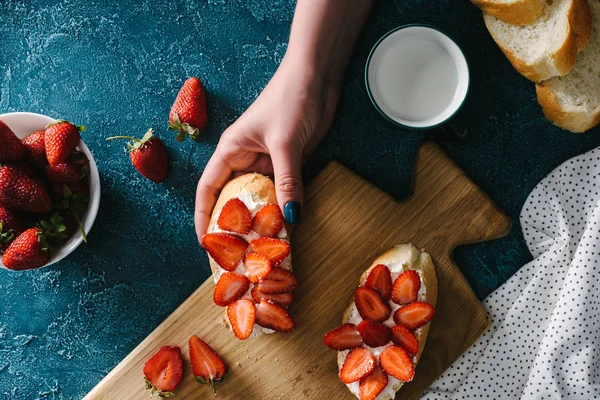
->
<box><xmin>106</xmin><ymin>129</ymin><xmax>168</xmax><ymax>183</ymax></box>
<box><xmin>45</xmin><ymin>152</ymin><xmax>89</xmax><ymax>183</ymax></box>
<box><xmin>45</xmin><ymin>120</ymin><xmax>86</xmax><ymax>165</ymax></box>
<box><xmin>0</xmin><ymin>206</ymin><xmax>22</xmax><ymax>251</ymax></box>
<box><xmin>0</xmin><ymin>120</ymin><xmax>26</xmax><ymax>162</ymax></box>
<box><xmin>0</xmin><ymin>164</ymin><xmax>52</xmax><ymax>213</ymax></box>
<box><xmin>22</xmin><ymin>130</ymin><xmax>48</xmax><ymax>168</ymax></box>
<box><xmin>169</xmin><ymin>77</ymin><xmax>207</xmax><ymax>142</ymax></box>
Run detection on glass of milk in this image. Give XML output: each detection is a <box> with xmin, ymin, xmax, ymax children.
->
<box><xmin>365</xmin><ymin>25</ymin><xmax>470</xmax><ymax>136</ymax></box>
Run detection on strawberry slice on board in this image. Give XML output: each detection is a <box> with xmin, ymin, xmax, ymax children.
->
<box><xmin>243</xmin><ymin>252</ymin><xmax>272</xmax><ymax>283</ymax></box>
<box><xmin>201</xmin><ymin>233</ymin><xmax>248</xmax><ymax>271</ymax></box>
<box><xmin>391</xmin><ymin>325</ymin><xmax>420</xmax><ymax>355</ymax></box>
<box><xmin>251</xmin><ymin>204</ymin><xmax>283</xmax><ymax>237</ymax></box>
<box><xmin>249</xmin><ymin>237</ymin><xmax>290</xmax><ymax>267</ymax></box>
<box><xmin>213</xmin><ymin>273</ymin><xmax>250</xmax><ymax>307</ymax></box>
<box><xmin>217</xmin><ymin>198</ymin><xmax>252</xmax><ymax>234</ymax></box>
<box><xmin>255</xmin><ymin>299</ymin><xmax>295</xmax><ymax>332</ymax></box>
<box><xmin>365</xmin><ymin>264</ymin><xmax>393</xmax><ymax>301</ymax></box>
<box><xmin>358</xmin><ymin>320</ymin><xmax>391</xmax><ymax>348</ymax></box>
<box><xmin>188</xmin><ymin>335</ymin><xmax>227</xmax><ymax>394</ymax></box>
<box><xmin>339</xmin><ymin>347</ymin><xmax>376</xmax><ymax>383</ymax></box>
<box><xmin>379</xmin><ymin>345</ymin><xmax>415</xmax><ymax>382</ymax></box>
<box><xmin>227</xmin><ymin>299</ymin><xmax>256</xmax><ymax>340</ymax></box>
<box><xmin>359</xmin><ymin>366</ymin><xmax>388</xmax><ymax>400</ymax></box>
<box><xmin>393</xmin><ymin>302</ymin><xmax>435</xmax><ymax>330</ymax></box>
<box><xmin>391</xmin><ymin>270</ymin><xmax>421</xmax><ymax>305</ymax></box>
<box><xmin>251</xmin><ymin>286</ymin><xmax>294</xmax><ymax>306</ymax></box>
<box><xmin>324</xmin><ymin>323</ymin><xmax>363</xmax><ymax>351</ymax></box>
<box><xmin>143</xmin><ymin>346</ymin><xmax>183</xmax><ymax>397</ymax></box>
<box><xmin>256</xmin><ymin>266</ymin><xmax>298</xmax><ymax>294</ymax></box>
<box><xmin>355</xmin><ymin>286</ymin><xmax>391</xmax><ymax>323</ymax></box>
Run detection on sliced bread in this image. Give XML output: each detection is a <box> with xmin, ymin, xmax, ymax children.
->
<box><xmin>472</xmin><ymin>0</ymin><xmax>545</xmax><ymax>25</ymax></box>
<box><xmin>536</xmin><ymin>0</ymin><xmax>600</xmax><ymax>132</ymax></box>
<box><xmin>484</xmin><ymin>0</ymin><xmax>591</xmax><ymax>82</ymax></box>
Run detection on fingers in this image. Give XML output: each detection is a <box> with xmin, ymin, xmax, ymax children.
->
<box><xmin>270</xmin><ymin>142</ymin><xmax>303</xmax><ymax>224</ymax></box>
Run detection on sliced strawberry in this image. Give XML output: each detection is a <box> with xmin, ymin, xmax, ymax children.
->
<box><xmin>227</xmin><ymin>299</ymin><xmax>256</xmax><ymax>340</ymax></box>
<box><xmin>391</xmin><ymin>270</ymin><xmax>421</xmax><ymax>305</ymax></box>
<box><xmin>217</xmin><ymin>198</ymin><xmax>251</xmax><ymax>234</ymax></box>
<box><xmin>324</xmin><ymin>323</ymin><xmax>363</xmax><ymax>350</ymax></box>
<box><xmin>359</xmin><ymin>367</ymin><xmax>388</xmax><ymax>400</ymax></box>
<box><xmin>251</xmin><ymin>204</ymin><xmax>283</xmax><ymax>237</ymax></box>
<box><xmin>201</xmin><ymin>233</ymin><xmax>248</xmax><ymax>271</ymax></box>
<box><xmin>143</xmin><ymin>346</ymin><xmax>183</xmax><ymax>396</ymax></box>
<box><xmin>213</xmin><ymin>273</ymin><xmax>249</xmax><ymax>307</ymax></box>
<box><xmin>255</xmin><ymin>299</ymin><xmax>295</xmax><ymax>332</ymax></box>
<box><xmin>393</xmin><ymin>302</ymin><xmax>435</xmax><ymax>330</ymax></box>
<box><xmin>249</xmin><ymin>237</ymin><xmax>290</xmax><ymax>266</ymax></box>
<box><xmin>391</xmin><ymin>325</ymin><xmax>419</xmax><ymax>355</ymax></box>
<box><xmin>355</xmin><ymin>286</ymin><xmax>391</xmax><ymax>323</ymax></box>
<box><xmin>256</xmin><ymin>267</ymin><xmax>298</xmax><ymax>294</ymax></box>
<box><xmin>379</xmin><ymin>345</ymin><xmax>414</xmax><ymax>382</ymax></box>
<box><xmin>358</xmin><ymin>321</ymin><xmax>391</xmax><ymax>348</ymax></box>
<box><xmin>251</xmin><ymin>286</ymin><xmax>294</xmax><ymax>306</ymax></box>
<box><xmin>365</xmin><ymin>264</ymin><xmax>392</xmax><ymax>301</ymax></box>
<box><xmin>339</xmin><ymin>347</ymin><xmax>376</xmax><ymax>383</ymax></box>
<box><xmin>244</xmin><ymin>252</ymin><xmax>272</xmax><ymax>283</ymax></box>
<box><xmin>188</xmin><ymin>335</ymin><xmax>227</xmax><ymax>394</ymax></box>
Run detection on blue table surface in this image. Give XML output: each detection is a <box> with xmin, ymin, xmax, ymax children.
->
<box><xmin>2</xmin><ymin>0</ymin><xmax>600</xmax><ymax>398</ymax></box>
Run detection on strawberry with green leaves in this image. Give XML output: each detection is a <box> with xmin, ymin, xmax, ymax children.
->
<box><xmin>53</xmin><ymin>183</ymin><xmax>90</xmax><ymax>243</ymax></box>
<box><xmin>0</xmin><ymin>164</ymin><xmax>52</xmax><ymax>213</ymax></box>
<box><xmin>0</xmin><ymin>120</ymin><xmax>26</xmax><ymax>162</ymax></box>
<box><xmin>0</xmin><ymin>206</ymin><xmax>22</xmax><ymax>251</ymax></box>
<box><xmin>143</xmin><ymin>346</ymin><xmax>183</xmax><ymax>398</ymax></box>
<box><xmin>189</xmin><ymin>335</ymin><xmax>227</xmax><ymax>393</ymax></box>
<box><xmin>45</xmin><ymin>120</ymin><xmax>86</xmax><ymax>165</ymax></box>
<box><xmin>45</xmin><ymin>151</ymin><xmax>89</xmax><ymax>183</ymax></box>
<box><xmin>169</xmin><ymin>77</ymin><xmax>208</xmax><ymax>142</ymax></box>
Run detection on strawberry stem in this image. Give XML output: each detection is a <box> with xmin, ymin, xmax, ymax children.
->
<box><xmin>71</xmin><ymin>210</ymin><xmax>87</xmax><ymax>243</ymax></box>
<box><xmin>105</xmin><ymin>135</ymin><xmax>139</xmax><ymax>142</ymax></box>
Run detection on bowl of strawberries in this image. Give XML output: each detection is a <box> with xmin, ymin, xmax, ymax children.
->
<box><xmin>0</xmin><ymin>112</ymin><xmax>100</xmax><ymax>271</ymax></box>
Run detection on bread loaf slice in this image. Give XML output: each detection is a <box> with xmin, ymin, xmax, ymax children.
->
<box><xmin>484</xmin><ymin>0</ymin><xmax>591</xmax><ymax>82</ymax></box>
<box><xmin>472</xmin><ymin>0</ymin><xmax>544</xmax><ymax>25</ymax></box>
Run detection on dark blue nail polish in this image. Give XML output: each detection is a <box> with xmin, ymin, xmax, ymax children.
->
<box><xmin>284</xmin><ymin>201</ymin><xmax>302</xmax><ymax>224</ymax></box>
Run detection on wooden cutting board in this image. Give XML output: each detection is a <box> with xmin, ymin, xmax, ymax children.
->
<box><xmin>85</xmin><ymin>142</ymin><xmax>511</xmax><ymax>400</ymax></box>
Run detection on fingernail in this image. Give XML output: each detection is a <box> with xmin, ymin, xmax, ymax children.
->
<box><xmin>284</xmin><ymin>201</ymin><xmax>302</xmax><ymax>224</ymax></box>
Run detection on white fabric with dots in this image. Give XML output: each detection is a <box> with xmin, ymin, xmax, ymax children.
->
<box><xmin>421</xmin><ymin>149</ymin><xmax>600</xmax><ymax>399</ymax></box>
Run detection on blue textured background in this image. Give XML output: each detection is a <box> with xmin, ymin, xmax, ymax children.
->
<box><xmin>1</xmin><ymin>0</ymin><xmax>600</xmax><ymax>398</ymax></box>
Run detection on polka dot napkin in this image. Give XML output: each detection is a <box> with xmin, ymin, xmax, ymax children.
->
<box><xmin>422</xmin><ymin>148</ymin><xmax>600</xmax><ymax>399</ymax></box>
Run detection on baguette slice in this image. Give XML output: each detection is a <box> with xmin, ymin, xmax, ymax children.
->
<box><xmin>337</xmin><ymin>244</ymin><xmax>438</xmax><ymax>400</ymax></box>
<box><xmin>484</xmin><ymin>0</ymin><xmax>591</xmax><ymax>82</ymax></box>
<box><xmin>472</xmin><ymin>0</ymin><xmax>545</xmax><ymax>25</ymax></box>
<box><xmin>536</xmin><ymin>0</ymin><xmax>600</xmax><ymax>132</ymax></box>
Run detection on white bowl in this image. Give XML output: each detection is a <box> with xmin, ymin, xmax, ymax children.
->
<box><xmin>0</xmin><ymin>112</ymin><xmax>101</xmax><ymax>269</ymax></box>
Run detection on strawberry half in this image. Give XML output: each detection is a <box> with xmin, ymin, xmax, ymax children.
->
<box><xmin>143</xmin><ymin>346</ymin><xmax>183</xmax><ymax>397</ymax></box>
<box><xmin>358</xmin><ymin>321</ymin><xmax>391</xmax><ymax>348</ymax></box>
<box><xmin>249</xmin><ymin>237</ymin><xmax>290</xmax><ymax>267</ymax></box>
<box><xmin>251</xmin><ymin>286</ymin><xmax>294</xmax><ymax>306</ymax></box>
<box><xmin>355</xmin><ymin>286</ymin><xmax>391</xmax><ymax>323</ymax></box>
<box><xmin>45</xmin><ymin>120</ymin><xmax>85</xmax><ymax>165</ymax></box>
<box><xmin>379</xmin><ymin>345</ymin><xmax>414</xmax><ymax>382</ymax></box>
<box><xmin>251</xmin><ymin>204</ymin><xmax>283</xmax><ymax>237</ymax></box>
<box><xmin>339</xmin><ymin>347</ymin><xmax>376</xmax><ymax>384</ymax></box>
<box><xmin>365</xmin><ymin>264</ymin><xmax>392</xmax><ymax>301</ymax></box>
<box><xmin>324</xmin><ymin>323</ymin><xmax>363</xmax><ymax>350</ymax></box>
<box><xmin>0</xmin><ymin>120</ymin><xmax>26</xmax><ymax>162</ymax></box>
<box><xmin>213</xmin><ymin>273</ymin><xmax>249</xmax><ymax>307</ymax></box>
<box><xmin>391</xmin><ymin>325</ymin><xmax>419</xmax><ymax>355</ymax></box>
<box><xmin>227</xmin><ymin>299</ymin><xmax>256</xmax><ymax>340</ymax></box>
<box><xmin>359</xmin><ymin>367</ymin><xmax>388</xmax><ymax>400</ymax></box>
<box><xmin>391</xmin><ymin>270</ymin><xmax>421</xmax><ymax>305</ymax></box>
<box><xmin>243</xmin><ymin>252</ymin><xmax>272</xmax><ymax>283</ymax></box>
<box><xmin>201</xmin><ymin>233</ymin><xmax>248</xmax><ymax>271</ymax></box>
<box><xmin>217</xmin><ymin>198</ymin><xmax>251</xmax><ymax>234</ymax></box>
<box><xmin>394</xmin><ymin>302</ymin><xmax>435</xmax><ymax>330</ymax></box>
<box><xmin>256</xmin><ymin>267</ymin><xmax>298</xmax><ymax>294</ymax></box>
<box><xmin>189</xmin><ymin>335</ymin><xmax>227</xmax><ymax>394</ymax></box>
<box><xmin>255</xmin><ymin>299</ymin><xmax>295</xmax><ymax>332</ymax></box>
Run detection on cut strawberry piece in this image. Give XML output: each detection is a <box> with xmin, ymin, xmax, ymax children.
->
<box><xmin>201</xmin><ymin>233</ymin><xmax>248</xmax><ymax>271</ymax></box>
<box><xmin>143</xmin><ymin>346</ymin><xmax>183</xmax><ymax>396</ymax></box>
<box><xmin>256</xmin><ymin>267</ymin><xmax>298</xmax><ymax>294</ymax></box>
<box><xmin>188</xmin><ymin>335</ymin><xmax>227</xmax><ymax>394</ymax></box>
<box><xmin>391</xmin><ymin>325</ymin><xmax>419</xmax><ymax>355</ymax></box>
<box><xmin>251</xmin><ymin>204</ymin><xmax>283</xmax><ymax>237</ymax></box>
<box><xmin>227</xmin><ymin>299</ymin><xmax>256</xmax><ymax>340</ymax></box>
<box><xmin>217</xmin><ymin>198</ymin><xmax>251</xmax><ymax>234</ymax></box>
<box><xmin>251</xmin><ymin>286</ymin><xmax>294</xmax><ymax>306</ymax></box>
<box><xmin>379</xmin><ymin>345</ymin><xmax>415</xmax><ymax>382</ymax></box>
<box><xmin>255</xmin><ymin>299</ymin><xmax>295</xmax><ymax>332</ymax></box>
<box><xmin>355</xmin><ymin>286</ymin><xmax>391</xmax><ymax>323</ymax></box>
<box><xmin>244</xmin><ymin>252</ymin><xmax>272</xmax><ymax>283</ymax></box>
<box><xmin>393</xmin><ymin>302</ymin><xmax>435</xmax><ymax>330</ymax></box>
<box><xmin>358</xmin><ymin>321</ymin><xmax>391</xmax><ymax>348</ymax></box>
<box><xmin>365</xmin><ymin>264</ymin><xmax>392</xmax><ymax>301</ymax></box>
<box><xmin>249</xmin><ymin>237</ymin><xmax>290</xmax><ymax>266</ymax></box>
<box><xmin>339</xmin><ymin>347</ymin><xmax>376</xmax><ymax>384</ymax></box>
<box><xmin>359</xmin><ymin>367</ymin><xmax>388</xmax><ymax>400</ymax></box>
<box><xmin>213</xmin><ymin>273</ymin><xmax>250</xmax><ymax>307</ymax></box>
<box><xmin>391</xmin><ymin>270</ymin><xmax>421</xmax><ymax>305</ymax></box>
<box><xmin>324</xmin><ymin>323</ymin><xmax>363</xmax><ymax>350</ymax></box>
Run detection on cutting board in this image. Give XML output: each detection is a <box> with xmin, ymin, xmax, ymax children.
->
<box><xmin>85</xmin><ymin>142</ymin><xmax>511</xmax><ymax>400</ymax></box>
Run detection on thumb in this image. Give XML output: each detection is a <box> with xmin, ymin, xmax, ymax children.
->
<box><xmin>271</xmin><ymin>143</ymin><xmax>303</xmax><ymax>224</ymax></box>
